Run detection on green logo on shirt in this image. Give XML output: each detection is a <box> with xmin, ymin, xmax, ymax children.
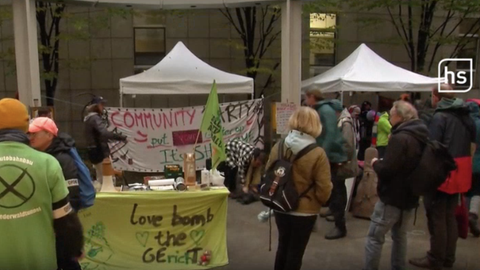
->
<box><xmin>0</xmin><ymin>165</ymin><xmax>36</xmax><ymax>209</ymax></box>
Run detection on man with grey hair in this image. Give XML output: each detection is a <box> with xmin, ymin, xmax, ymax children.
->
<box><xmin>364</xmin><ymin>101</ymin><xmax>429</xmax><ymax>270</ymax></box>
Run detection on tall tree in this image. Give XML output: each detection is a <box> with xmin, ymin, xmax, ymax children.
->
<box><xmin>220</xmin><ymin>6</ymin><xmax>281</xmax><ymax>97</ymax></box>
<box><xmin>350</xmin><ymin>0</ymin><xmax>480</xmax><ymax>74</ymax></box>
<box><xmin>0</xmin><ymin>2</ymin><xmax>130</xmax><ymax>106</ymax></box>
<box><xmin>36</xmin><ymin>2</ymin><xmax>65</xmax><ymax>106</ymax></box>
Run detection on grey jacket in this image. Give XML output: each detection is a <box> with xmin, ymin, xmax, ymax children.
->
<box><xmin>337</xmin><ymin>109</ymin><xmax>359</xmax><ymax>179</ymax></box>
<box><xmin>84</xmin><ymin>112</ymin><xmax>126</xmax><ymax>157</ymax></box>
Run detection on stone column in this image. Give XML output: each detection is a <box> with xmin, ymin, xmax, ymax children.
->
<box><xmin>12</xmin><ymin>0</ymin><xmax>42</xmax><ymax>107</ymax></box>
<box><xmin>281</xmin><ymin>0</ymin><xmax>302</xmax><ymax>105</ymax></box>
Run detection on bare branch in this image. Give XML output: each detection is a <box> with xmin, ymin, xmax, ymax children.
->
<box><xmin>386</xmin><ymin>6</ymin><xmax>413</xmax><ymax>61</ymax></box>
<box><xmin>396</xmin><ymin>1</ymin><xmax>411</xmax><ymax>45</ymax></box>
<box><xmin>260</xmin><ymin>30</ymin><xmax>280</xmax><ymax>59</ymax></box>
<box><xmin>220</xmin><ymin>8</ymin><xmax>243</xmax><ymax>36</ymax></box>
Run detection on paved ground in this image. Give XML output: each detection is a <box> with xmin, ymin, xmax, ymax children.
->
<box><xmin>220</xmin><ymin>200</ymin><xmax>480</xmax><ymax>270</ymax></box>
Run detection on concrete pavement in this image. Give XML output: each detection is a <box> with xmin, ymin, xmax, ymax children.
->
<box><xmin>220</xmin><ymin>200</ymin><xmax>480</xmax><ymax>270</ymax></box>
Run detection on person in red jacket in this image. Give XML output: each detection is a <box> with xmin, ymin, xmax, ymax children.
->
<box><xmin>410</xmin><ymin>84</ymin><xmax>476</xmax><ymax>270</ymax></box>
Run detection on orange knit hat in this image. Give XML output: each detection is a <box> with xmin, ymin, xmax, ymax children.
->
<box><xmin>0</xmin><ymin>98</ymin><xmax>29</xmax><ymax>132</ymax></box>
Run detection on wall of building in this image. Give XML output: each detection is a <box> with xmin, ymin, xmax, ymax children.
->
<box><xmin>1</xmin><ymin>4</ymin><xmax>478</xmax><ymax>147</ymax></box>
<box><xmin>0</xmin><ymin>5</ymin><xmax>310</xmax><ymax>147</ymax></box>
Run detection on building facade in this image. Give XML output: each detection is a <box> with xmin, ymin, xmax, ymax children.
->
<box><xmin>0</xmin><ymin>4</ymin><xmax>478</xmax><ymax>146</ymax></box>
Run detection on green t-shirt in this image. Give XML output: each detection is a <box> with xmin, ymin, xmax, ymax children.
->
<box><xmin>0</xmin><ymin>142</ymin><xmax>69</xmax><ymax>270</ymax></box>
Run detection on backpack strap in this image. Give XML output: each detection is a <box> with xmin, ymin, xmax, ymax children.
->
<box><xmin>293</xmin><ymin>143</ymin><xmax>318</xmax><ymax>162</ymax></box>
<box><xmin>278</xmin><ymin>139</ymin><xmax>285</xmax><ymax>160</ymax></box>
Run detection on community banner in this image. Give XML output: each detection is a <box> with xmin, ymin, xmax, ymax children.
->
<box><xmin>106</xmin><ymin>99</ymin><xmax>264</xmax><ymax>172</ymax></box>
<box><xmin>79</xmin><ymin>190</ymin><xmax>229</xmax><ymax>270</ymax></box>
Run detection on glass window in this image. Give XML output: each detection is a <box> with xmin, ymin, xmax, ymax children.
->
<box><xmin>310</xmin><ymin>13</ymin><xmax>336</xmax><ymax>67</ymax></box>
<box><xmin>134</xmin><ymin>27</ymin><xmax>166</xmax><ymax>66</ymax></box>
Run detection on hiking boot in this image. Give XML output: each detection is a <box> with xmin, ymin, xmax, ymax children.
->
<box><xmin>409</xmin><ymin>256</ymin><xmax>441</xmax><ymax>270</ymax></box>
<box><xmin>325</xmin><ymin>227</ymin><xmax>347</xmax><ymax>240</ymax></box>
<box><xmin>320</xmin><ymin>209</ymin><xmax>333</xmax><ymax>218</ymax></box>
<box><xmin>469</xmin><ymin>213</ymin><xmax>480</xmax><ymax>237</ymax></box>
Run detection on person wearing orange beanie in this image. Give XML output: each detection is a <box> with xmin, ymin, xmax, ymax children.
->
<box><xmin>0</xmin><ymin>98</ymin><xmax>30</xmax><ymax>132</ymax></box>
<box><xmin>0</xmin><ymin>98</ymin><xmax>84</xmax><ymax>270</ymax></box>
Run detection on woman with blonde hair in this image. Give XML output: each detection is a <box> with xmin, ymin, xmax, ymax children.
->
<box><xmin>267</xmin><ymin>106</ymin><xmax>332</xmax><ymax>270</ymax></box>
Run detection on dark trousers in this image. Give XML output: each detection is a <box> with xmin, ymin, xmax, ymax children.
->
<box><xmin>424</xmin><ymin>191</ymin><xmax>459</xmax><ymax>267</ymax></box>
<box><xmin>274</xmin><ymin>212</ymin><xmax>317</xmax><ymax>270</ymax></box>
<box><xmin>330</xmin><ymin>175</ymin><xmax>347</xmax><ymax>230</ymax></box>
<box><xmin>376</xmin><ymin>146</ymin><xmax>387</xmax><ymax>159</ymax></box>
<box><xmin>217</xmin><ymin>161</ymin><xmax>237</xmax><ymax>193</ymax></box>
<box><xmin>358</xmin><ymin>138</ymin><xmax>371</xmax><ymax>161</ymax></box>
<box><xmin>56</xmin><ymin>237</ymin><xmax>81</xmax><ymax>270</ymax></box>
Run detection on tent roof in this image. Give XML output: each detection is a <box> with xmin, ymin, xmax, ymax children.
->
<box><xmin>302</xmin><ymin>43</ymin><xmax>440</xmax><ymax>93</ymax></box>
<box><xmin>120</xmin><ymin>42</ymin><xmax>253</xmax><ymax>95</ymax></box>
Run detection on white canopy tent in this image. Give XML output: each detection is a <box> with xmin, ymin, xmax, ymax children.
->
<box><xmin>119</xmin><ymin>41</ymin><xmax>254</xmax><ymax>106</ymax></box>
<box><xmin>302</xmin><ymin>44</ymin><xmax>440</xmax><ymax>95</ymax></box>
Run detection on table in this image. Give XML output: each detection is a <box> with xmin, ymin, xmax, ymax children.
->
<box><xmin>78</xmin><ymin>188</ymin><xmax>229</xmax><ymax>270</ymax></box>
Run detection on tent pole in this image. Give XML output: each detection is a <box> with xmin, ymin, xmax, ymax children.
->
<box><xmin>340</xmin><ymin>91</ymin><xmax>344</xmax><ymax>105</ymax></box>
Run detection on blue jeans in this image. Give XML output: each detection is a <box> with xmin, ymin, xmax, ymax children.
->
<box><xmin>364</xmin><ymin>201</ymin><xmax>413</xmax><ymax>270</ymax></box>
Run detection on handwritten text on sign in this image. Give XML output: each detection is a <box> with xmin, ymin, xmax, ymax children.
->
<box><xmin>79</xmin><ymin>190</ymin><xmax>229</xmax><ymax>270</ymax></box>
<box><xmin>275</xmin><ymin>103</ymin><xmax>297</xmax><ymax>135</ymax></box>
<box><xmin>107</xmin><ymin>99</ymin><xmax>264</xmax><ymax>172</ymax></box>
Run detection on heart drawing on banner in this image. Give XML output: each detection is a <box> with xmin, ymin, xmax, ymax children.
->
<box><xmin>136</xmin><ymin>232</ymin><xmax>150</xmax><ymax>247</ymax></box>
<box><xmin>190</xmin><ymin>230</ymin><xmax>205</xmax><ymax>246</ymax></box>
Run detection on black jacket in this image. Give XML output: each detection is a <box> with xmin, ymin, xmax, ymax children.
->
<box><xmin>84</xmin><ymin>112</ymin><xmax>126</xmax><ymax>158</ymax></box>
<box><xmin>373</xmin><ymin>119</ymin><xmax>429</xmax><ymax>210</ymax></box>
<box><xmin>45</xmin><ymin>132</ymin><xmax>81</xmax><ymax>211</ymax></box>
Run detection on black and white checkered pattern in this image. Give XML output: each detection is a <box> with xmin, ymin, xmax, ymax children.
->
<box><xmin>225</xmin><ymin>139</ymin><xmax>255</xmax><ymax>184</ymax></box>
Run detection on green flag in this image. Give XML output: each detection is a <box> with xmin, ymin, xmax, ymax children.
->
<box><xmin>199</xmin><ymin>81</ymin><xmax>226</xmax><ymax>169</ymax></box>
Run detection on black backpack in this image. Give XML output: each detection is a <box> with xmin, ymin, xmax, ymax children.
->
<box><xmin>260</xmin><ymin>140</ymin><xmax>318</xmax><ymax>212</ymax></box>
<box><xmin>405</xmin><ymin>132</ymin><xmax>457</xmax><ymax>196</ymax></box>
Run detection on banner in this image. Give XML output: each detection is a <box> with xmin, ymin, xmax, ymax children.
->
<box><xmin>274</xmin><ymin>103</ymin><xmax>297</xmax><ymax>135</ymax></box>
<box><xmin>79</xmin><ymin>190</ymin><xmax>229</xmax><ymax>270</ymax></box>
<box><xmin>106</xmin><ymin>99</ymin><xmax>264</xmax><ymax>172</ymax></box>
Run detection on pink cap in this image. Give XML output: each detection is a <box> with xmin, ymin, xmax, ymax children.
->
<box><xmin>29</xmin><ymin>117</ymin><xmax>58</xmax><ymax>136</ymax></box>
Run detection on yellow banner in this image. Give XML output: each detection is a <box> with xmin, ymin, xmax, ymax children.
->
<box><xmin>78</xmin><ymin>189</ymin><xmax>229</xmax><ymax>270</ymax></box>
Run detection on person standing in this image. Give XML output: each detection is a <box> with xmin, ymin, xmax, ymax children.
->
<box><xmin>84</xmin><ymin>96</ymin><xmax>127</xmax><ymax>185</ymax></box>
<box><xmin>376</xmin><ymin>112</ymin><xmax>392</xmax><ymax>159</ymax></box>
<box><xmin>358</xmin><ymin>101</ymin><xmax>374</xmax><ymax>161</ymax></box>
<box><xmin>349</xmin><ymin>105</ymin><xmax>361</xmax><ymax>148</ymax></box>
<box><xmin>267</xmin><ymin>107</ymin><xmax>332</xmax><ymax>270</ymax></box>
<box><xmin>325</xmin><ymin>107</ymin><xmax>358</xmax><ymax>240</ymax></box>
<box><xmin>29</xmin><ymin>117</ymin><xmax>83</xmax><ymax>270</ymax></box>
<box><xmin>410</xmin><ymin>84</ymin><xmax>476</xmax><ymax>270</ymax></box>
<box><xmin>0</xmin><ymin>98</ymin><xmax>84</xmax><ymax>270</ymax></box>
<box><xmin>466</xmin><ymin>101</ymin><xmax>480</xmax><ymax>237</ymax></box>
<box><xmin>365</xmin><ymin>101</ymin><xmax>428</xmax><ymax>270</ymax></box>
<box><xmin>305</xmin><ymin>88</ymin><xmax>347</xmax><ymax>225</ymax></box>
